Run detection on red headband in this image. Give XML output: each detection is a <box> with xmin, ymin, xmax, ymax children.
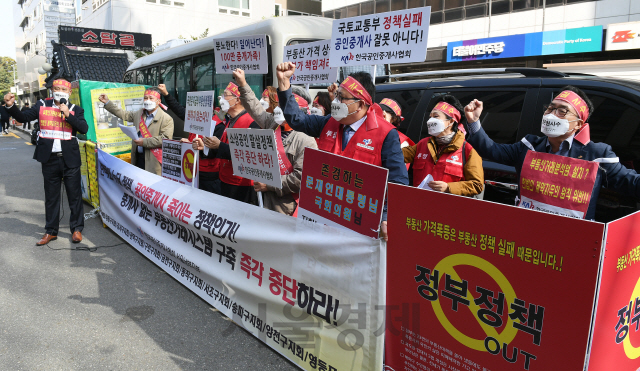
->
<box><xmin>313</xmin><ymin>96</ymin><xmax>319</xmax><ymax>105</ymax></box>
<box><xmin>554</xmin><ymin>90</ymin><xmax>591</xmax><ymax>145</ymax></box>
<box><xmin>293</xmin><ymin>94</ymin><xmax>308</xmax><ymax>108</ymax></box>
<box><xmin>226</xmin><ymin>82</ymin><xmax>240</xmax><ymax>98</ymax></box>
<box><xmin>263</xmin><ymin>88</ymin><xmax>278</xmax><ymax>102</ymax></box>
<box><xmin>554</xmin><ymin>90</ymin><xmax>589</xmax><ymax>123</ymax></box>
<box><xmin>53</xmin><ymin>79</ymin><xmax>72</xmax><ymax>90</ymax></box>
<box><xmin>433</xmin><ymin>101</ymin><xmax>461</xmax><ymax>124</ymax></box>
<box><xmin>145</xmin><ymin>90</ymin><xmax>160</xmax><ymax>99</ymax></box>
<box><xmin>339</xmin><ymin>76</ymin><xmax>372</xmax><ymax>106</ymax></box>
<box><xmin>380</xmin><ymin>98</ymin><xmax>404</xmax><ymax>121</ymax></box>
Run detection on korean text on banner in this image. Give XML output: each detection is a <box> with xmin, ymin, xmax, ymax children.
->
<box><xmin>161</xmin><ymin>139</ymin><xmax>199</xmax><ymax>187</ymax></box>
<box><xmin>38</xmin><ymin>106</ymin><xmax>73</xmax><ymax>140</ymax></box>
<box><xmin>329</xmin><ymin>7</ymin><xmax>430</xmax><ymax>68</ymax></box>
<box><xmin>97</xmin><ymin>149</ymin><xmax>385</xmax><ymax>371</ymax></box>
<box><xmin>587</xmin><ymin>210</ymin><xmax>640</xmax><ymax>370</ymax></box>
<box><xmin>519</xmin><ymin>151</ymin><xmax>597</xmax><ymax>219</ymax></box>
<box><xmin>283</xmin><ymin>40</ymin><xmax>338</xmax><ymax>85</ymax></box>
<box><xmin>297</xmin><ymin>148</ymin><xmax>388</xmax><ymax>239</ymax></box>
<box><xmin>184</xmin><ymin>91</ymin><xmax>215</xmax><ymax>136</ymax></box>
<box><xmin>226</xmin><ymin>128</ymin><xmax>282</xmax><ymax>189</ymax></box>
<box><xmin>90</xmin><ymin>85</ymin><xmax>145</xmax><ymax>154</ymax></box>
<box><xmin>386</xmin><ymin>184</ymin><xmax>605</xmax><ymax>371</ymax></box>
<box><xmin>214</xmin><ymin>35</ymin><xmax>268</xmax><ymax>74</ymax></box>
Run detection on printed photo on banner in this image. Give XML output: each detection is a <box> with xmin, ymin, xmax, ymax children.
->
<box><xmin>97</xmin><ymin>149</ymin><xmax>385</xmax><ymax>371</ymax></box>
<box><xmin>329</xmin><ymin>6</ymin><xmax>430</xmax><ymax>67</ymax></box>
<box><xmin>214</xmin><ymin>35</ymin><xmax>268</xmax><ymax>74</ymax></box>
<box><xmin>162</xmin><ymin>139</ymin><xmax>199</xmax><ymax>187</ymax></box>
<box><xmin>225</xmin><ymin>128</ymin><xmax>282</xmax><ymax>189</ymax></box>
<box><xmin>90</xmin><ymin>85</ymin><xmax>146</xmax><ymax>154</ymax></box>
<box><xmin>386</xmin><ymin>183</ymin><xmax>606</xmax><ymax>371</ymax></box>
<box><xmin>297</xmin><ymin>148</ymin><xmax>389</xmax><ymax>239</ymax></box>
<box><xmin>283</xmin><ymin>40</ymin><xmax>338</xmax><ymax>85</ymax></box>
<box><xmin>184</xmin><ymin>91</ymin><xmax>215</xmax><ymax>136</ymax></box>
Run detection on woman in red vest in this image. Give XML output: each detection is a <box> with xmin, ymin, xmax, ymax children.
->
<box><xmin>379</xmin><ymin>98</ymin><xmax>415</xmax><ymax>149</ymax></box>
<box><xmin>402</xmin><ymin>95</ymin><xmax>484</xmax><ymax>196</ymax></box>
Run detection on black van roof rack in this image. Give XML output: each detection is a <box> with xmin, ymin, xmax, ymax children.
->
<box><xmin>382</xmin><ymin>67</ymin><xmax>568</xmax><ymax>81</ymax></box>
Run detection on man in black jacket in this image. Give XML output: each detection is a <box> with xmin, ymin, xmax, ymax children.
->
<box><xmin>0</xmin><ymin>101</ymin><xmax>10</xmax><ymax>135</ymax></box>
<box><xmin>20</xmin><ymin>102</ymin><xmax>34</xmax><ymax>130</ymax></box>
<box><xmin>4</xmin><ymin>78</ymin><xmax>89</xmax><ymax>245</ymax></box>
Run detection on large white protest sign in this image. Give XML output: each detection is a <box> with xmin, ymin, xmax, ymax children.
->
<box><xmin>283</xmin><ymin>40</ymin><xmax>339</xmax><ymax>85</ymax></box>
<box><xmin>161</xmin><ymin>139</ymin><xmax>199</xmax><ymax>187</ymax></box>
<box><xmin>329</xmin><ymin>7</ymin><xmax>431</xmax><ymax>67</ymax></box>
<box><xmin>226</xmin><ymin>128</ymin><xmax>282</xmax><ymax>189</ymax></box>
<box><xmin>184</xmin><ymin>91</ymin><xmax>215</xmax><ymax>136</ymax></box>
<box><xmin>97</xmin><ymin>149</ymin><xmax>385</xmax><ymax>371</ymax></box>
<box><xmin>214</xmin><ymin>35</ymin><xmax>268</xmax><ymax>74</ymax></box>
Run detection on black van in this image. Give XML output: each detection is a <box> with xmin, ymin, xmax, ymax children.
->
<box><xmin>376</xmin><ymin>68</ymin><xmax>640</xmax><ymax>223</ymax></box>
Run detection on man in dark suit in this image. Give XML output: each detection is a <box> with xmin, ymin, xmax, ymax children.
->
<box><xmin>465</xmin><ymin>85</ymin><xmax>640</xmax><ymax>220</ymax></box>
<box><xmin>0</xmin><ymin>101</ymin><xmax>9</xmax><ymax>135</ymax></box>
<box><xmin>4</xmin><ymin>78</ymin><xmax>89</xmax><ymax>245</ymax></box>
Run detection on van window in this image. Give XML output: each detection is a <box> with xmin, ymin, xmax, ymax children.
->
<box><xmin>214</xmin><ymin>74</ymin><xmax>263</xmax><ymax>107</ymax></box>
<box><xmin>123</xmin><ymin>70</ymin><xmax>134</xmax><ymax>84</ymax></box>
<box><xmin>194</xmin><ymin>54</ymin><xmax>214</xmax><ymax>92</ymax></box>
<box><xmin>421</xmin><ymin>90</ymin><xmax>526</xmax><ymax>143</ymax></box>
<box><xmin>176</xmin><ymin>59</ymin><xmax>191</xmax><ymax>106</ymax></box>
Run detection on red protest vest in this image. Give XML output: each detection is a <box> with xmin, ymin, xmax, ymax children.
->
<box><xmin>316</xmin><ymin>113</ymin><xmax>393</xmax><ymax>166</ymax></box>
<box><xmin>219</xmin><ymin>112</ymin><xmax>254</xmax><ymax>186</ymax></box>
<box><xmin>188</xmin><ymin>132</ymin><xmax>220</xmax><ymax>173</ymax></box>
<box><xmin>398</xmin><ymin>131</ymin><xmax>415</xmax><ymax>147</ymax></box>
<box><xmin>412</xmin><ymin>138</ymin><xmax>472</xmax><ymax>187</ymax></box>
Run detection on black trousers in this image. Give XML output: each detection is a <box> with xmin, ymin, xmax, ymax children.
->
<box><xmin>135</xmin><ymin>151</ymin><xmax>145</xmax><ymax>169</ymax></box>
<box><xmin>1</xmin><ymin>120</ymin><xmax>7</xmax><ymax>131</ymax></box>
<box><xmin>42</xmin><ymin>154</ymin><xmax>84</xmax><ymax>235</ymax></box>
<box><xmin>220</xmin><ymin>181</ymin><xmax>258</xmax><ymax>205</ymax></box>
<box><xmin>199</xmin><ymin>171</ymin><xmax>221</xmax><ymax>195</ymax></box>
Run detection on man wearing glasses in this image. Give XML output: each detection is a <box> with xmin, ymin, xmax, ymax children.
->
<box><xmin>465</xmin><ymin>85</ymin><xmax>640</xmax><ymax>220</ymax></box>
<box><xmin>274</xmin><ymin>62</ymin><xmax>409</xmax><ymax>240</ymax></box>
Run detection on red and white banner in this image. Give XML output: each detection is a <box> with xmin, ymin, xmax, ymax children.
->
<box><xmin>39</xmin><ymin>106</ymin><xmax>73</xmax><ymax>140</ymax></box>
<box><xmin>386</xmin><ymin>184</ymin><xmax>606</xmax><ymax>371</ymax></box>
<box><xmin>226</xmin><ymin>128</ymin><xmax>282</xmax><ymax>189</ymax></box>
<box><xmin>283</xmin><ymin>40</ymin><xmax>339</xmax><ymax>85</ymax></box>
<box><xmin>184</xmin><ymin>91</ymin><xmax>215</xmax><ymax>137</ymax></box>
<box><xmin>518</xmin><ymin>151</ymin><xmax>598</xmax><ymax>219</ymax></box>
<box><xmin>98</xmin><ymin>149</ymin><xmax>385</xmax><ymax>371</ymax></box>
<box><xmin>297</xmin><ymin>148</ymin><xmax>388</xmax><ymax>239</ymax></box>
<box><xmin>214</xmin><ymin>35</ymin><xmax>268</xmax><ymax>74</ymax></box>
<box><xmin>161</xmin><ymin>139</ymin><xmax>199</xmax><ymax>187</ymax></box>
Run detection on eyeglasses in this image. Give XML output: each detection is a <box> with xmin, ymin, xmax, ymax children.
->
<box><xmin>543</xmin><ymin>104</ymin><xmax>576</xmax><ymax>118</ymax></box>
<box><xmin>223</xmin><ymin>94</ymin><xmax>236</xmax><ymax>99</ymax></box>
<box><xmin>335</xmin><ymin>93</ymin><xmax>360</xmax><ymax>103</ymax></box>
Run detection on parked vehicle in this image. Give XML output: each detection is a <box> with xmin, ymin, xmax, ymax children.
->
<box><xmin>376</xmin><ymin>68</ymin><xmax>640</xmax><ymax>222</ymax></box>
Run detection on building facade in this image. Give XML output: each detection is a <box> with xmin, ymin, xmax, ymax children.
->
<box><xmin>322</xmin><ymin>0</ymin><xmax>640</xmax><ymax>78</ymax></box>
<box><xmin>14</xmin><ymin>0</ymin><xmax>76</xmax><ymax>104</ymax></box>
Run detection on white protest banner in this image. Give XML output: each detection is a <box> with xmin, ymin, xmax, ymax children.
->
<box><xmin>97</xmin><ymin>149</ymin><xmax>385</xmax><ymax>371</ymax></box>
<box><xmin>283</xmin><ymin>40</ymin><xmax>339</xmax><ymax>85</ymax></box>
<box><xmin>226</xmin><ymin>128</ymin><xmax>282</xmax><ymax>189</ymax></box>
<box><xmin>161</xmin><ymin>139</ymin><xmax>199</xmax><ymax>187</ymax></box>
<box><xmin>329</xmin><ymin>7</ymin><xmax>431</xmax><ymax>67</ymax></box>
<box><xmin>214</xmin><ymin>35</ymin><xmax>268</xmax><ymax>74</ymax></box>
<box><xmin>184</xmin><ymin>91</ymin><xmax>215</xmax><ymax>136</ymax></box>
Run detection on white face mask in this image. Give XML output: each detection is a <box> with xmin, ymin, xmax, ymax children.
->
<box><xmin>53</xmin><ymin>91</ymin><xmax>69</xmax><ymax>102</ymax></box>
<box><xmin>219</xmin><ymin>96</ymin><xmax>236</xmax><ymax>112</ymax></box>
<box><xmin>330</xmin><ymin>98</ymin><xmax>360</xmax><ymax>121</ymax></box>
<box><xmin>310</xmin><ymin>107</ymin><xmax>324</xmax><ymax>116</ymax></box>
<box><xmin>427</xmin><ymin>117</ymin><xmax>452</xmax><ymax>136</ymax></box>
<box><xmin>541</xmin><ymin>113</ymin><xmax>577</xmax><ymax>138</ymax></box>
<box><xmin>143</xmin><ymin>100</ymin><xmax>156</xmax><ymax>111</ymax></box>
<box><xmin>259</xmin><ymin>99</ymin><xmax>269</xmax><ymax>110</ymax></box>
<box><xmin>273</xmin><ymin>106</ymin><xmax>285</xmax><ymax>125</ymax></box>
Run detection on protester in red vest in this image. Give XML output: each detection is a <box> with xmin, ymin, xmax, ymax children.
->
<box><xmin>402</xmin><ymin>95</ymin><xmax>484</xmax><ymax>196</ymax></box>
<box><xmin>232</xmin><ymin>69</ymin><xmax>317</xmax><ymax>215</ymax></box>
<box><xmin>310</xmin><ymin>92</ymin><xmax>331</xmax><ymax>117</ymax></box>
<box><xmin>379</xmin><ymin>98</ymin><xmax>415</xmax><ymax>148</ymax></box>
<box><xmin>193</xmin><ymin>81</ymin><xmax>260</xmax><ymax>205</ymax></box>
<box><xmin>157</xmin><ymin>84</ymin><xmax>224</xmax><ymax>195</ymax></box>
<box><xmin>275</xmin><ymin>62</ymin><xmax>409</xmax><ymax>241</ymax></box>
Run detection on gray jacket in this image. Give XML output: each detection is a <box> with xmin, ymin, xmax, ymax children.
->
<box><xmin>239</xmin><ymin>85</ymin><xmax>317</xmax><ymax>215</ymax></box>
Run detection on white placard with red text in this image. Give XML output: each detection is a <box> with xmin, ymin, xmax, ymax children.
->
<box><xmin>184</xmin><ymin>91</ymin><xmax>215</xmax><ymax>136</ymax></box>
<box><xmin>329</xmin><ymin>7</ymin><xmax>431</xmax><ymax>67</ymax></box>
<box><xmin>97</xmin><ymin>149</ymin><xmax>385</xmax><ymax>371</ymax></box>
<box><xmin>226</xmin><ymin>128</ymin><xmax>282</xmax><ymax>189</ymax></box>
<box><xmin>214</xmin><ymin>35</ymin><xmax>268</xmax><ymax>74</ymax></box>
<box><xmin>283</xmin><ymin>40</ymin><xmax>339</xmax><ymax>85</ymax></box>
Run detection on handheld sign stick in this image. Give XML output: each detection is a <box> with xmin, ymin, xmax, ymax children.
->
<box><xmin>257</xmin><ymin>191</ymin><xmax>264</xmax><ymax>208</ymax></box>
<box><xmin>192</xmin><ymin>135</ymin><xmax>199</xmax><ymax>189</ymax></box>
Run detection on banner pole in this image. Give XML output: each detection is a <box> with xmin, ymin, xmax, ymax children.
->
<box><xmin>372</xmin><ymin>65</ymin><xmax>377</xmax><ymax>86</ymax></box>
<box><xmin>305</xmin><ymin>84</ymin><xmax>310</xmax><ymax>94</ymax></box>
<box><xmin>257</xmin><ymin>191</ymin><xmax>264</xmax><ymax>208</ymax></box>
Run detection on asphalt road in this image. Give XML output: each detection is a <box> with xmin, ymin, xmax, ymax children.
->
<box><xmin>0</xmin><ymin>129</ymin><xmax>299</xmax><ymax>371</ymax></box>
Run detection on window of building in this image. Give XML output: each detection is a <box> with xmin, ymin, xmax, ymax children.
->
<box><xmin>160</xmin><ymin>0</ymin><xmax>171</xmax><ymax>5</ymax></box>
<box><xmin>408</xmin><ymin>0</ymin><xmax>425</xmax><ymax>8</ymax></box>
<box><xmin>219</xmin><ymin>0</ymin><xmax>250</xmax><ymax>16</ymax></box>
<box><xmin>361</xmin><ymin>2</ymin><xmax>375</xmax><ymax>14</ymax></box>
<box><xmin>430</xmin><ymin>11</ymin><xmax>443</xmax><ymax>24</ymax></box>
<box><xmin>391</xmin><ymin>0</ymin><xmax>406</xmax><ymax>11</ymax></box>
<box><xmin>490</xmin><ymin>0</ymin><xmax>510</xmax><ymax>15</ymax></box>
<box><xmin>444</xmin><ymin>8</ymin><xmax>463</xmax><ymax>22</ymax></box>
<box><xmin>146</xmin><ymin>0</ymin><xmax>156</xmax><ymax>3</ymax></box>
<box><xmin>375</xmin><ymin>0</ymin><xmax>390</xmax><ymax>13</ymax></box>
<box><xmin>275</xmin><ymin>4</ymin><xmax>280</xmax><ymax>16</ymax></box>
<box><xmin>174</xmin><ymin>2</ymin><xmax>184</xmax><ymax>6</ymax></box>
<box><xmin>545</xmin><ymin>0</ymin><xmax>564</xmax><ymax>6</ymax></box>
<box><xmin>512</xmin><ymin>0</ymin><xmax>535</xmax><ymax>11</ymax></box>
<box><xmin>347</xmin><ymin>4</ymin><xmax>360</xmax><ymax>17</ymax></box>
<box><xmin>465</xmin><ymin>4</ymin><xmax>486</xmax><ymax>18</ymax></box>
<box><xmin>445</xmin><ymin>0</ymin><xmax>464</xmax><ymax>9</ymax></box>
<box><xmin>426</xmin><ymin>0</ymin><xmax>443</xmax><ymax>11</ymax></box>
<box><xmin>323</xmin><ymin>10</ymin><xmax>334</xmax><ymax>18</ymax></box>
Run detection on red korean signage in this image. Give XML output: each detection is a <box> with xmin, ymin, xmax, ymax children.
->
<box><xmin>58</xmin><ymin>26</ymin><xmax>152</xmax><ymax>51</ymax></box>
<box><xmin>297</xmin><ymin>148</ymin><xmax>388</xmax><ymax>239</ymax></box>
<box><xmin>386</xmin><ymin>184</ymin><xmax>605</xmax><ymax>371</ymax></box>
<box><xmin>587</xmin><ymin>210</ymin><xmax>640</xmax><ymax>370</ymax></box>
<box><xmin>38</xmin><ymin>106</ymin><xmax>74</xmax><ymax>140</ymax></box>
<box><xmin>519</xmin><ymin>151</ymin><xmax>597</xmax><ymax>219</ymax></box>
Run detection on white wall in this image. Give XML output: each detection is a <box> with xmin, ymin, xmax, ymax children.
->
<box><xmin>322</xmin><ymin>0</ymin><xmax>367</xmax><ymax>12</ymax></box>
